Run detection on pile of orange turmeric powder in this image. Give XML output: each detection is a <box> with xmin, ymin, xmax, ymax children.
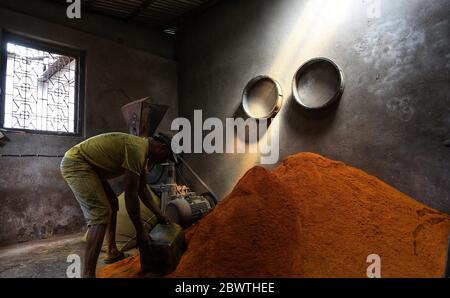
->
<box><xmin>99</xmin><ymin>153</ymin><xmax>450</xmax><ymax>278</ymax></box>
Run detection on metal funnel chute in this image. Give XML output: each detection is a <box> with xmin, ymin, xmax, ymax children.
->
<box><xmin>121</xmin><ymin>97</ymin><xmax>168</xmax><ymax>137</ymax></box>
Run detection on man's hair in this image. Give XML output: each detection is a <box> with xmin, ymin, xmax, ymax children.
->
<box><xmin>149</xmin><ymin>134</ymin><xmax>176</xmax><ymax>162</ymax></box>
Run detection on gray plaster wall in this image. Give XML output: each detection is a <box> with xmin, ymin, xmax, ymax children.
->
<box><xmin>176</xmin><ymin>0</ymin><xmax>450</xmax><ymax>213</ymax></box>
<box><xmin>0</xmin><ymin>0</ymin><xmax>174</xmax><ymax>59</ymax></box>
<box><xmin>0</xmin><ymin>7</ymin><xmax>178</xmax><ymax>245</ymax></box>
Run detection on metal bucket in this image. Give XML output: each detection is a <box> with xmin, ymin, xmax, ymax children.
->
<box><xmin>147</xmin><ymin>223</ymin><xmax>186</xmax><ymax>275</ymax></box>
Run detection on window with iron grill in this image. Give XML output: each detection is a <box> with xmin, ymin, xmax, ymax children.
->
<box><xmin>1</xmin><ymin>34</ymin><xmax>83</xmax><ymax>135</ymax></box>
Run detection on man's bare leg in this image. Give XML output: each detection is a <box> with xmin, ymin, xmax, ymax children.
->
<box><xmin>124</xmin><ymin>170</ymin><xmax>153</xmax><ymax>271</ymax></box>
<box><xmin>105</xmin><ymin>211</ymin><xmax>122</xmax><ymax>259</ymax></box>
<box><xmin>124</xmin><ymin>193</ymin><xmax>152</xmax><ymax>271</ymax></box>
<box><xmin>125</xmin><ymin>195</ymin><xmax>149</xmax><ymax>245</ymax></box>
<box><xmin>84</xmin><ymin>224</ymin><xmax>107</xmax><ymax>278</ymax></box>
<box><xmin>101</xmin><ymin>180</ymin><xmax>122</xmax><ymax>260</ymax></box>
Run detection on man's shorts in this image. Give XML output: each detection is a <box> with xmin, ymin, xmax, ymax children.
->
<box><xmin>60</xmin><ymin>148</ymin><xmax>111</xmax><ymax>226</ymax></box>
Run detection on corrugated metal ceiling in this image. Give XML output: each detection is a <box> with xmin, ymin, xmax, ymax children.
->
<box><xmin>50</xmin><ymin>0</ymin><xmax>220</xmax><ymax>34</ymax></box>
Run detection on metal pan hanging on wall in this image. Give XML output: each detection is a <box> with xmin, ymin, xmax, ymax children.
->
<box><xmin>242</xmin><ymin>75</ymin><xmax>283</xmax><ymax>119</ymax></box>
<box><xmin>292</xmin><ymin>57</ymin><xmax>344</xmax><ymax>110</ymax></box>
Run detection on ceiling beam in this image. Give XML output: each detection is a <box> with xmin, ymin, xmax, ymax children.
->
<box><xmin>163</xmin><ymin>0</ymin><xmax>221</xmax><ymax>34</ymax></box>
<box><xmin>126</xmin><ymin>0</ymin><xmax>157</xmax><ymax>21</ymax></box>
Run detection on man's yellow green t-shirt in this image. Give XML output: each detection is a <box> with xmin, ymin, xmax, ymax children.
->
<box><xmin>65</xmin><ymin>132</ymin><xmax>148</xmax><ymax>178</ymax></box>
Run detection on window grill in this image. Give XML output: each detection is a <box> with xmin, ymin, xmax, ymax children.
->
<box><xmin>1</xmin><ymin>35</ymin><xmax>82</xmax><ymax>135</ymax></box>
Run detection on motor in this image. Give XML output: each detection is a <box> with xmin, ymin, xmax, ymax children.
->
<box><xmin>149</xmin><ymin>159</ymin><xmax>217</xmax><ymax>227</ymax></box>
<box><xmin>166</xmin><ymin>192</ymin><xmax>216</xmax><ymax>227</ymax></box>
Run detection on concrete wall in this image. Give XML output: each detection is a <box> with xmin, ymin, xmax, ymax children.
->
<box><xmin>0</xmin><ymin>7</ymin><xmax>178</xmax><ymax>245</ymax></box>
<box><xmin>0</xmin><ymin>0</ymin><xmax>174</xmax><ymax>59</ymax></box>
<box><xmin>176</xmin><ymin>0</ymin><xmax>450</xmax><ymax>213</ymax></box>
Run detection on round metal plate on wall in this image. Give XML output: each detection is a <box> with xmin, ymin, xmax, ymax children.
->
<box><xmin>292</xmin><ymin>58</ymin><xmax>345</xmax><ymax>110</ymax></box>
<box><xmin>242</xmin><ymin>75</ymin><xmax>283</xmax><ymax>119</ymax></box>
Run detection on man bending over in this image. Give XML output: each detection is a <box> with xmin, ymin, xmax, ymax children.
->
<box><xmin>60</xmin><ymin>132</ymin><xmax>171</xmax><ymax>278</ymax></box>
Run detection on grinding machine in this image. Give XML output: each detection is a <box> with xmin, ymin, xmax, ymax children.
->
<box><xmin>120</xmin><ymin>98</ymin><xmax>217</xmax><ymax>274</ymax></box>
<box><xmin>121</xmin><ymin>97</ymin><xmax>218</xmax><ymax>226</ymax></box>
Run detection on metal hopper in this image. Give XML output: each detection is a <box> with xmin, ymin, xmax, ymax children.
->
<box><xmin>121</xmin><ymin>97</ymin><xmax>168</xmax><ymax>137</ymax></box>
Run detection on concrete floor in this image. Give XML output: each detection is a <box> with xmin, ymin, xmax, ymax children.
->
<box><xmin>0</xmin><ymin>233</ymin><xmax>136</xmax><ymax>278</ymax></box>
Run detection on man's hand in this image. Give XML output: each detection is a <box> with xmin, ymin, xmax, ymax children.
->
<box><xmin>156</xmin><ymin>213</ymin><xmax>171</xmax><ymax>225</ymax></box>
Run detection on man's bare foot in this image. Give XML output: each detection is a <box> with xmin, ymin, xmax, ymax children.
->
<box><xmin>107</xmin><ymin>247</ymin><xmax>122</xmax><ymax>260</ymax></box>
<box><xmin>104</xmin><ymin>249</ymin><xmax>127</xmax><ymax>264</ymax></box>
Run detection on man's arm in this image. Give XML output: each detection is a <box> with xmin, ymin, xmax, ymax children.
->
<box><xmin>101</xmin><ymin>180</ymin><xmax>119</xmax><ymax>212</ymax></box>
<box><xmin>138</xmin><ymin>170</ymin><xmax>170</xmax><ymax>224</ymax></box>
<box><xmin>124</xmin><ymin>170</ymin><xmax>149</xmax><ymax>245</ymax></box>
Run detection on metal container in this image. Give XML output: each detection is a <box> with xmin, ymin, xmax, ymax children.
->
<box><xmin>121</xmin><ymin>97</ymin><xmax>168</xmax><ymax>137</ymax></box>
<box><xmin>292</xmin><ymin>57</ymin><xmax>345</xmax><ymax>110</ymax></box>
<box><xmin>242</xmin><ymin>75</ymin><xmax>283</xmax><ymax>119</ymax></box>
<box><xmin>148</xmin><ymin>223</ymin><xmax>186</xmax><ymax>275</ymax></box>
